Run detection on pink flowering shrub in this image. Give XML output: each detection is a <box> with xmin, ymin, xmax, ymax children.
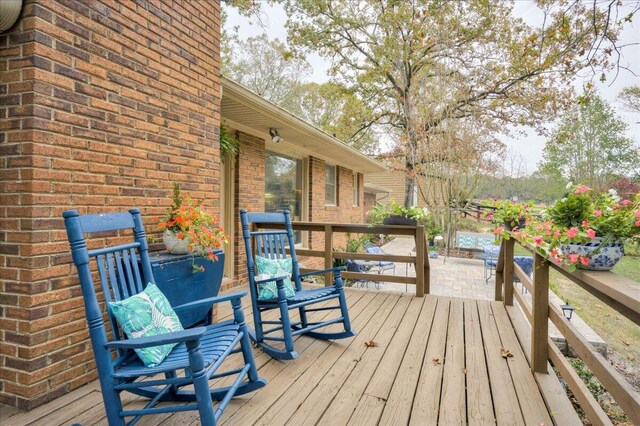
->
<box><xmin>493</xmin><ymin>184</ymin><xmax>640</xmax><ymax>269</ymax></box>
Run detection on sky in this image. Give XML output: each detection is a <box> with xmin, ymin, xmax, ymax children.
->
<box><xmin>224</xmin><ymin>2</ymin><xmax>640</xmax><ymax>174</ymax></box>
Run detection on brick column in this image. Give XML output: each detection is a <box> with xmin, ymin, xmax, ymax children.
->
<box><xmin>233</xmin><ymin>131</ymin><xmax>266</xmax><ymax>285</ymax></box>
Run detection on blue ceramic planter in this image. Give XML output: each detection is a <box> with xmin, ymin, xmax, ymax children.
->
<box><xmin>560</xmin><ymin>238</ymin><xmax>624</xmax><ymax>271</ymax></box>
<box><xmin>144</xmin><ymin>250</ymin><xmax>225</xmax><ymax>328</ymax></box>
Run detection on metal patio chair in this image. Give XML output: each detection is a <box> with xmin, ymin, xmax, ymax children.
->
<box><xmin>345</xmin><ymin>258</ymin><xmax>382</xmax><ymax>290</ymax></box>
<box><xmin>240</xmin><ymin>209</ymin><xmax>355</xmax><ymax>360</ymax></box>
<box><xmin>364</xmin><ymin>243</ymin><xmax>396</xmax><ymax>275</ymax></box>
<box><xmin>63</xmin><ymin>209</ymin><xmax>266</xmax><ymax>426</ymax></box>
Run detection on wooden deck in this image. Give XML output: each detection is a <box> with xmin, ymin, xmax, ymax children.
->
<box><xmin>3</xmin><ymin>288</ymin><xmax>570</xmax><ymax>425</ymax></box>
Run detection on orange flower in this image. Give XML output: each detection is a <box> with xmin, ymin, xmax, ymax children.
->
<box><xmin>177</xmin><ymin>232</ymin><xmax>184</xmax><ymax>240</ymax></box>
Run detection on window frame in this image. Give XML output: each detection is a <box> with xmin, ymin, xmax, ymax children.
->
<box><xmin>352</xmin><ymin>172</ymin><xmax>360</xmax><ymax>207</ymax></box>
<box><xmin>325</xmin><ymin>164</ymin><xmax>337</xmax><ymax>206</ymax></box>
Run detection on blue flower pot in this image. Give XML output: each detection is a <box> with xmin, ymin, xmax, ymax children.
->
<box><xmin>143</xmin><ymin>250</ymin><xmax>225</xmax><ymax>328</ymax></box>
<box><xmin>560</xmin><ymin>238</ymin><xmax>624</xmax><ymax>271</ymax></box>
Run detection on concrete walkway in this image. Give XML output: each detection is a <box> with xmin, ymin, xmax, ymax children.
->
<box><xmin>358</xmin><ymin>236</ymin><xmax>494</xmax><ymax>300</ymax></box>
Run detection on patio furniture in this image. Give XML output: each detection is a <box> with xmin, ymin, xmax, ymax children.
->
<box><xmin>240</xmin><ymin>209</ymin><xmax>355</xmax><ymax>360</ymax></box>
<box><xmin>345</xmin><ymin>259</ymin><xmax>382</xmax><ymax>290</ymax></box>
<box><xmin>514</xmin><ymin>255</ymin><xmax>534</xmax><ymax>293</ymax></box>
<box><xmin>480</xmin><ymin>244</ymin><xmax>501</xmax><ymax>284</ymax></box>
<box><xmin>63</xmin><ymin>209</ymin><xmax>266</xmax><ymax>426</ymax></box>
<box><xmin>364</xmin><ymin>243</ymin><xmax>396</xmax><ymax>275</ymax></box>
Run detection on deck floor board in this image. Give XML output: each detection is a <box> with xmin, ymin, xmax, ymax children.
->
<box><xmin>3</xmin><ymin>289</ymin><xmax>567</xmax><ymax>426</ymax></box>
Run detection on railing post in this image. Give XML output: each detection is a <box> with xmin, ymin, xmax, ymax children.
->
<box><xmin>531</xmin><ymin>252</ymin><xmax>549</xmax><ymax>374</ymax></box>
<box><xmin>414</xmin><ymin>225</ymin><xmax>425</xmax><ymax>297</ymax></box>
<box><xmin>504</xmin><ymin>238</ymin><xmax>514</xmax><ymax>306</ymax></box>
<box><xmin>324</xmin><ymin>224</ymin><xmax>333</xmax><ymax>286</ymax></box>
<box><xmin>494</xmin><ymin>240</ymin><xmax>505</xmax><ymax>301</ymax></box>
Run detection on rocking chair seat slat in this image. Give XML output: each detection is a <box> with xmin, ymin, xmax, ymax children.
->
<box><xmin>257</xmin><ymin>287</ymin><xmax>337</xmax><ymax>306</ymax></box>
<box><xmin>113</xmin><ymin>322</ymin><xmax>240</xmax><ymax>378</ymax></box>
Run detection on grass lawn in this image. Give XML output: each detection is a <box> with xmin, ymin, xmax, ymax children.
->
<box><xmin>550</xmin><ymin>254</ymin><xmax>640</xmax><ymax>392</ymax></box>
<box><xmin>512</xmin><ymin>240</ymin><xmax>640</xmax><ymax>392</ymax></box>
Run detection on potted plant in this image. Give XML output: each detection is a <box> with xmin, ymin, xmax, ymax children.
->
<box><xmin>498</xmin><ymin>184</ymin><xmax>640</xmax><ymax>271</ymax></box>
<box><xmin>381</xmin><ymin>201</ymin><xmax>429</xmax><ymax>226</ymax></box>
<box><xmin>543</xmin><ymin>184</ymin><xmax>639</xmax><ymax>270</ymax></box>
<box><xmin>149</xmin><ymin>184</ymin><xmax>229</xmax><ymax>327</ymax></box>
<box><xmin>491</xmin><ymin>199</ymin><xmax>533</xmax><ymax>231</ymax></box>
<box><xmin>156</xmin><ymin>184</ymin><xmax>227</xmax><ymax>261</ymax></box>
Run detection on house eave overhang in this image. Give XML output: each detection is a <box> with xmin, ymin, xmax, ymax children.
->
<box><xmin>220</xmin><ymin>76</ymin><xmax>386</xmax><ymax>174</ymax></box>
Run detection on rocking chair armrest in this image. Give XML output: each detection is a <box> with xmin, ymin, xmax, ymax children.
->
<box><xmin>173</xmin><ymin>292</ymin><xmax>248</xmax><ymax>313</ymax></box>
<box><xmin>299</xmin><ymin>266</ymin><xmax>346</xmax><ymax>279</ymax></box>
<box><xmin>105</xmin><ymin>327</ymin><xmax>206</xmax><ymax>350</ymax></box>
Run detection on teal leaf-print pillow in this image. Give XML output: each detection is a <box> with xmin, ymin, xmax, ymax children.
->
<box><xmin>109</xmin><ymin>283</ymin><xmax>184</xmax><ymax>367</ymax></box>
<box><xmin>255</xmin><ymin>256</ymin><xmax>295</xmax><ymax>301</ymax></box>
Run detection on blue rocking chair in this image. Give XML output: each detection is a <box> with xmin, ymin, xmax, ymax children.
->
<box><xmin>240</xmin><ymin>209</ymin><xmax>355</xmax><ymax>360</ymax></box>
<box><xmin>63</xmin><ymin>209</ymin><xmax>266</xmax><ymax>426</ymax></box>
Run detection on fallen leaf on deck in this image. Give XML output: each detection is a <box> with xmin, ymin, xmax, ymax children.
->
<box><xmin>432</xmin><ymin>358</ymin><xmax>441</xmax><ymax>366</ymax></box>
<box><xmin>364</xmin><ymin>340</ymin><xmax>378</xmax><ymax>348</ymax></box>
<box><xmin>501</xmin><ymin>347</ymin><xmax>514</xmax><ymax>358</ymax></box>
<box><xmin>622</xmin><ymin>340</ymin><xmax>630</xmax><ymax>346</ymax></box>
<box><xmin>628</xmin><ymin>354</ymin><xmax>635</xmax><ymax>361</ymax></box>
<box><xmin>462</xmin><ymin>368</ymin><xmax>468</xmax><ymax>374</ymax></box>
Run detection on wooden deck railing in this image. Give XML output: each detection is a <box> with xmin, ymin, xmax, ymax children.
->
<box><xmin>252</xmin><ymin>221</ymin><xmax>430</xmax><ymax>296</ymax></box>
<box><xmin>495</xmin><ymin>238</ymin><xmax>640</xmax><ymax>425</ymax></box>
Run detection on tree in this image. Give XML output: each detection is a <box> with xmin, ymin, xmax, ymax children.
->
<box><xmin>607</xmin><ymin>176</ymin><xmax>640</xmax><ymax>200</ymax></box>
<box><xmin>222</xmin><ymin>34</ymin><xmax>381</xmax><ymax>153</ymax></box>
<box><xmin>619</xmin><ymin>85</ymin><xmax>640</xmax><ymax>114</ymax></box>
<box><xmin>285</xmin><ymin>82</ymin><xmax>379</xmax><ymax>154</ymax></box>
<box><xmin>540</xmin><ymin>90</ymin><xmax>640</xmax><ymax>190</ymax></box>
<box><xmin>223</xmin><ymin>34</ymin><xmax>311</xmax><ymax>104</ymax></box>
<box><xmin>284</xmin><ymin>0</ymin><xmax>632</xmax><ymax>207</ymax></box>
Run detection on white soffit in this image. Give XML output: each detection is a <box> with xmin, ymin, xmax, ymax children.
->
<box><xmin>221</xmin><ymin>76</ymin><xmax>386</xmax><ymax>174</ymax></box>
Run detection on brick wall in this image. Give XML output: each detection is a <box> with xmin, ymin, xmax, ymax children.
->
<box><xmin>232</xmin><ymin>131</ymin><xmax>265</xmax><ymax>286</ymax></box>
<box><xmin>224</xmin><ymin>132</ymin><xmax>367</xmax><ymax>283</ymax></box>
<box><xmin>306</xmin><ymin>158</ymin><xmax>365</xmax><ymax>269</ymax></box>
<box><xmin>0</xmin><ymin>0</ymin><xmax>221</xmax><ymax>410</ymax></box>
<box><xmin>363</xmin><ymin>192</ymin><xmax>377</xmax><ymax>222</ymax></box>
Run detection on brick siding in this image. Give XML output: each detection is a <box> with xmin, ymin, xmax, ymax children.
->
<box><xmin>363</xmin><ymin>192</ymin><xmax>377</xmax><ymax>221</ymax></box>
<box><xmin>225</xmin><ymin>131</ymin><xmax>367</xmax><ymax>283</ymax></box>
<box><xmin>232</xmin><ymin>131</ymin><xmax>265</xmax><ymax>286</ymax></box>
<box><xmin>0</xmin><ymin>0</ymin><xmax>221</xmax><ymax>410</ymax></box>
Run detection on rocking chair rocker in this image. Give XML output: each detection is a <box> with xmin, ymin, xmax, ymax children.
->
<box><xmin>63</xmin><ymin>209</ymin><xmax>266</xmax><ymax>425</ymax></box>
<box><xmin>240</xmin><ymin>209</ymin><xmax>355</xmax><ymax>360</ymax></box>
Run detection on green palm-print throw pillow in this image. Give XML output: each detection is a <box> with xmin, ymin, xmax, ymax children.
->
<box><xmin>255</xmin><ymin>256</ymin><xmax>295</xmax><ymax>301</ymax></box>
<box><xmin>109</xmin><ymin>283</ymin><xmax>184</xmax><ymax>367</ymax></box>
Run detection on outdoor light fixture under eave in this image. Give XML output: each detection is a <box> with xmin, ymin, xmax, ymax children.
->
<box><xmin>269</xmin><ymin>128</ymin><xmax>282</xmax><ymax>143</ymax></box>
<box><xmin>0</xmin><ymin>0</ymin><xmax>23</xmax><ymax>33</ymax></box>
<box><xmin>560</xmin><ymin>304</ymin><xmax>575</xmax><ymax>321</ymax></box>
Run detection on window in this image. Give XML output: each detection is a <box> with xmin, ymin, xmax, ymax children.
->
<box><xmin>265</xmin><ymin>152</ymin><xmax>304</xmax><ymax>242</ymax></box>
<box><xmin>352</xmin><ymin>172</ymin><xmax>360</xmax><ymax>206</ymax></box>
<box><xmin>325</xmin><ymin>164</ymin><xmax>337</xmax><ymax>205</ymax></box>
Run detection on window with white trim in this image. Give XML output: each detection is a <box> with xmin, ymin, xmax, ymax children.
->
<box><xmin>352</xmin><ymin>172</ymin><xmax>360</xmax><ymax>206</ymax></box>
<box><xmin>325</xmin><ymin>164</ymin><xmax>337</xmax><ymax>206</ymax></box>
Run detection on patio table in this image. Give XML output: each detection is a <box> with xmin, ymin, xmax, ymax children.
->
<box><xmin>477</xmin><ymin>252</ymin><xmax>499</xmax><ymax>284</ymax></box>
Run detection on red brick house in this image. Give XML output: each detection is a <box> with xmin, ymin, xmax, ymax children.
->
<box><xmin>219</xmin><ymin>77</ymin><xmax>385</xmax><ymax>286</ymax></box>
<box><xmin>0</xmin><ymin>0</ymin><xmax>383</xmax><ymax>410</ymax></box>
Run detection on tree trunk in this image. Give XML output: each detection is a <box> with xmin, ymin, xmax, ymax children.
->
<box><xmin>404</xmin><ymin>176</ymin><xmax>415</xmax><ymax>207</ymax></box>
